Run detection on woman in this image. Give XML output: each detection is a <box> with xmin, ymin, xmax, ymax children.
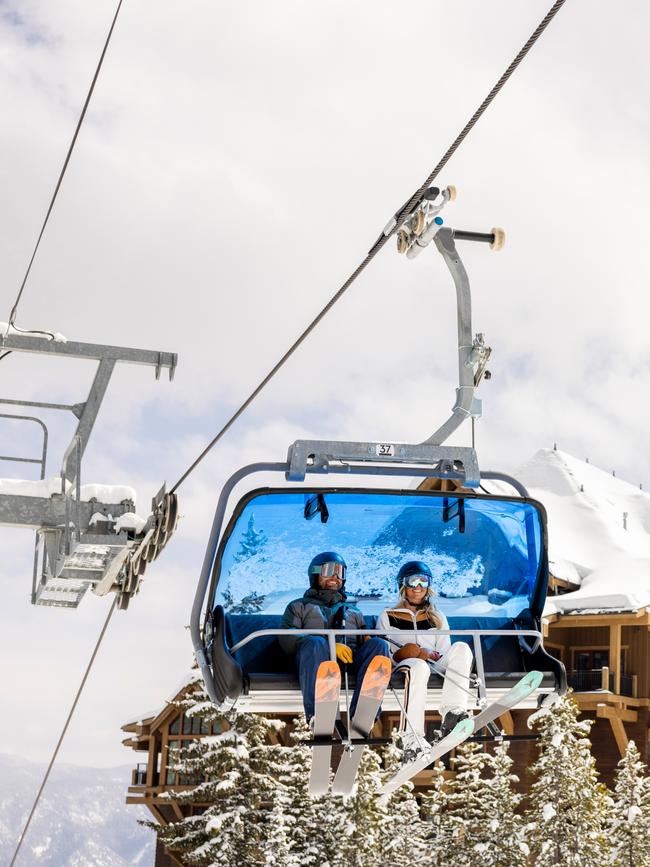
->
<box><xmin>377</xmin><ymin>560</ymin><xmax>473</xmax><ymax>755</ymax></box>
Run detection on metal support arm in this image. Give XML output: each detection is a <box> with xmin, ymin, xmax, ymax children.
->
<box><xmin>423</xmin><ymin>227</ymin><xmax>478</xmax><ymax>446</ymax></box>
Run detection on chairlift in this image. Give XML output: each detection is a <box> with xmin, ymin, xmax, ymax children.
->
<box><xmin>190</xmin><ymin>187</ymin><xmax>566</xmax><ymax>720</ymax></box>
<box><xmin>0</xmin><ymin>328</ymin><xmax>179</xmax><ymax>609</ymax></box>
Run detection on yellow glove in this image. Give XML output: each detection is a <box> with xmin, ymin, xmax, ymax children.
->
<box><xmin>336</xmin><ymin>643</ymin><xmax>353</xmax><ymax>664</ymax></box>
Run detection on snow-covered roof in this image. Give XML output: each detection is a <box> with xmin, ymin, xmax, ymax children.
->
<box><xmin>544</xmin><ymin>556</ymin><xmax>650</xmax><ymax>616</ymax></box>
<box><xmin>484</xmin><ymin>449</ymin><xmax>650</xmax><ymax>614</ymax></box>
<box><xmin>514</xmin><ymin>449</ymin><xmax>650</xmax><ymax>586</ymax></box>
<box><xmin>122</xmin><ymin>672</ymin><xmax>202</xmax><ymax>729</ymax></box>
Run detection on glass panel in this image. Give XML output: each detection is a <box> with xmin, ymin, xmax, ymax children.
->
<box><xmin>182</xmin><ymin>714</ymin><xmax>192</xmax><ymax>735</ymax></box>
<box><xmin>169</xmin><ymin>715</ymin><xmax>180</xmax><ymax>735</ymax></box>
<box><xmin>165</xmin><ymin>740</ymin><xmax>179</xmax><ymax>786</ymax></box>
<box><xmin>215</xmin><ymin>491</ymin><xmax>543</xmax><ymax>622</ymax></box>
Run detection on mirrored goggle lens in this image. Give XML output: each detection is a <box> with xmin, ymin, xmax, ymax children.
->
<box><xmin>405</xmin><ymin>575</ymin><xmax>430</xmax><ymax>588</ymax></box>
<box><xmin>319</xmin><ymin>562</ymin><xmax>345</xmax><ymax>578</ymax></box>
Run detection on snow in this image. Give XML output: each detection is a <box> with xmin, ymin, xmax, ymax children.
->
<box><xmin>628</xmin><ymin>805</ymin><xmax>642</xmax><ymax>822</ymax></box>
<box><xmin>514</xmin><ymin>449</ymin><xmax>650</xmax><ymax>579</ymax></box>
<box><xmin>113</xmin><ymin>512</ymin><xmax>147</xmax><ymax>534</ymax></box>
<box><xmin>0</xmin><ymin>477</ymin><xmax>67</xmax><ymax>497</ymax></box>
<box><xmin>0</xmin><ymin>478</ymin><xmax>136</xmax><ymax>505</ymax></box>
<box><xmin>0</xmin><ymin>321</ymin><xmax>67</xmax><ymax>342</ymax></box>
<box><xmin>0</xmin><ymin>754</ymin><xmax>153</xmax><ymax>866</ymax></box>
<box><xmin>79</xmin><ymin>484</ymin><xmax>136</xmax><ymax>504</ymax></box>
<box><xmin>544</xmin><ymin>557</ymin><xmax>650</xmax><ymax>615</ymax></box>
<box><xmin>483</xmin><ymin>449</ymin><xmax>650</xmax><ymax>615</ymax></box>
<box><xmin>542</xmin><ymin>803</ymin><xmax>556</xmax><ymax>821</ymax></box>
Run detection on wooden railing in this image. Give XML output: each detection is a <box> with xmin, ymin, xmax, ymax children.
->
<box><xmin>567</xmin><ymin>667</ymin><xmax>637</xmax><ymax>698</ymax></box>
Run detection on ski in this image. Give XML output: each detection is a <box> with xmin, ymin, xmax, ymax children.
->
<box><xmin>380</xmin><ymin>669</ymin><xmax>544</xmax><ymax>796</ymax></box>
<box><xmin>331</xmin><ymin>654</ymin><xmax>391</xmax><ymax>796</ymax></box>
<box><xmin>381</xmin><ymin>717</ymin><xmax>474</xmax><ymax>797</ymax></box>
<box><xmin>308</xmin><ymin>660</ymin><xmax>341</xmax><ymax>795</ymax></box>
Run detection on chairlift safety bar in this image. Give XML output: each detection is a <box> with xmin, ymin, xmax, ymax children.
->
<box><xmin>206</xmin><ymin>626</ymin><xmax>543</xmax><ymax>708</ymax></box>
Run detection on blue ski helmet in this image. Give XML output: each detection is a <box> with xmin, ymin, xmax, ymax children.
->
<box><xmin>397</xmin><ymin>560</ymin><xmax>432</xmax><ymax>590</ymax></box>
<box><xmin>308</xmin><ymin>551</ymin><xmax>347</xmax><ymax>588</ymax></box>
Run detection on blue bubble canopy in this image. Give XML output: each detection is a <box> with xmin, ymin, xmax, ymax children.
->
<box><xmin>214</xmin><ymin>489</ymin><xmax>547</xmax><ymax>623</ymax></box>
<box><xmin>197</xmin><ymin>486</ymin><xmax>563</xmax><ymax>710</ymax></box>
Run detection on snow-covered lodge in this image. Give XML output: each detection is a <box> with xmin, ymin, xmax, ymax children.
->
<box><xmin>122</xmin><ymin>449</ymin><xmax>650</xmax><ymax>862</ymax></box>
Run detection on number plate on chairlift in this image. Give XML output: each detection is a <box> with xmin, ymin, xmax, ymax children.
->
<box><xmin>375</xmin><ymin>443</ymin><xmax>395</xmax><ymax>457</ymax></box>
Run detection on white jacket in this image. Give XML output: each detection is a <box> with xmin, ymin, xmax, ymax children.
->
<box><xmin>377</xmin><ymin>606</ymin><xmax>452</xmax><ymax>658</ymax></box>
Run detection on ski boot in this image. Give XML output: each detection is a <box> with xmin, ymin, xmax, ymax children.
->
<box><xmin>398</xmin><ymin>730</ymin><xmax>429</xmax><ymax>765</ymax></box>
<box><xmin>438</xmin><ymin>709</ymin><xmax>470</xmax><ymax>741</ymax></box>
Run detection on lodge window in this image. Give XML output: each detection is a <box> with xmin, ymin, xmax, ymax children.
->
<box><xmin>162</xmin><ymin>716</ymin><xmax>223</xmax><ymax>786</ymax></box>
<box><xmin>166</xmin><ymin>740</ymin><xmax>180</xmax><ymax>785</ymax></box>
<box><xmin>183</xmin><ymin>714</ymin><xmax>210</xmax><ymax>735</ymax></box>
<box><xmin>571</xmin><ymin>647</ymin><xmax>626</xmax><ymax>672</ymax></box>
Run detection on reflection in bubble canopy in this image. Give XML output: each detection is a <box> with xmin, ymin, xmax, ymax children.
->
<box><xmin>216</xmin><ymin>490</ymin><xmax>542</xmax><ymax>620</ymax></box>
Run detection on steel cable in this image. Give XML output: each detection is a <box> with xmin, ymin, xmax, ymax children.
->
<box><xmin>9</xmin><ymin>598</ymin><xmax>117</xmax><ymax>867</ymax></box>
<box><xmin>1</xmin><ymin>0</ymin><xmax>126</xmax><ymax>362</ymax></box>
<box><xmin>170</xmin><ymin>0</ymin><xmax>567</xmax><ymax>493</ymax></box>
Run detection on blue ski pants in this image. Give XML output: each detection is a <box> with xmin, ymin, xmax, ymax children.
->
<box><xmin>296</xmin><ymin>635</ymin><xmax>390</xmax><ymax>721</ymax></box>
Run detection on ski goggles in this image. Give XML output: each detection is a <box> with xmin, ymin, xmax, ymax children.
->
<box><xmin>317</xmin><ymin>561</ymin><xmax>346</xmax><ymax>579</ymax></box>
<box><xmin>403</xmin><ymin>574</ymin><xmax>431</xmax><ymax>589</ymax></box>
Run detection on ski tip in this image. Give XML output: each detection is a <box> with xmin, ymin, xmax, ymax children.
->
<box><xmin>366</xmin><ymin>654</ymin><xmax>392</xmax><ymax>679</ymax></box>
<box><xmin>359</xmin><ymin>654</ymin><xmax>391</xmax><ymax>699</ymax></box>
<box><xmin>317</xmin><ymin>660</ymin><xmax>340</xmax><ymax>679</ymax></box>
<box><xmin>315</xmin><ymin>660</ymin><xmax>341</xmax><ymax>704</ymax></box>
<box><xmin>525</xmin><ymin>670</ymin><xmax>544</xmax><ymax>690</ymax></box>
<box><xmin>453</xmin><ymin>717</ymin><xmax>475</xmax><ymax>737</ymax></box>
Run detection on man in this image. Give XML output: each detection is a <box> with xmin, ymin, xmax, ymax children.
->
<box><xmin>279</xmin><ymin>550</ymin><xmax>389</xmax><ymax>724</ymax></box>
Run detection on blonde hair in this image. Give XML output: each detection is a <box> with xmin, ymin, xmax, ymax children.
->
<box><xmin>397</xmin><ymin>586</ymin><xmax>443</xmax><ymax>629</ymax></box>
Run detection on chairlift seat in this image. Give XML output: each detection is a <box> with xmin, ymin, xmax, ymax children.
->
<box><xmin>224</xmin><ymin>612</ymin><xmax>557</xmax><ymax>694</ymax></box>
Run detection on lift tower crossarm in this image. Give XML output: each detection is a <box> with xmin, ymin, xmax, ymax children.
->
<box><xmin>0</xmin><ymin>332</ymin><xmax>178</xmax><ymax>376</ymax></box>
<box><xmin>0</xmin><ymin>332</ymin><xmax>177</xmax><ymax>483</ymax></box>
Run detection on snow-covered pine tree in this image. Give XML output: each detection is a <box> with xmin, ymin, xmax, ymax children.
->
<box><xmin>269</xmin><ymin>715</ymin><xmax>344</xmax><ymax>867</ymax></box>
<box><xmin>337</xmin><ymin>747</ymin><xmax>387</xmax><ymax>867</ymax></box>
<box><xmin>468</xmin><ymin>741</ymin><xmax>527</xmax><ymax>867</ymax></box>
<box><xmin>418</xmin><ymin>760</ymin><xmax>448</xmax><ymax>865</ymax></box>
<box><xmin>150</xmin><ymin>682</ymin><xmax>291</xmax><ymax>867</ymax></box>
<box><xmin>377</xmin><ymin>736</ymin><xmax>429</xmax><ymax>865</ymax></box>
<box><xmin>235</xmin><ymin>514</ymin><xmax>268</xmax><ymax>561</ymax></box>
<box><xmin>526</xmin><ymin>692</ymin><xmax>611</xmax><ymax>866</ymax></box>
<box><xmin>426</xmin><ymin>739</ymin><xmax>493</xmax><ymax>866</ymax></box>
<box><xmin>608</xmin><ymin>739</ymin><xmax>650</xmax><ymax>866</ymax></box>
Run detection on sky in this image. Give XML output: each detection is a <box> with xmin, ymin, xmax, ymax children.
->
<box><xmin>0</xmin><ymin>0</ymin><xmax>649</xmax><ymax>776</ymax></box>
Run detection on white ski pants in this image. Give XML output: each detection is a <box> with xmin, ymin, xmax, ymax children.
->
<box><xmin>395</xmin><ymin>642</ymin><xmax>473</xmax><ymax>735</ymax></box>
